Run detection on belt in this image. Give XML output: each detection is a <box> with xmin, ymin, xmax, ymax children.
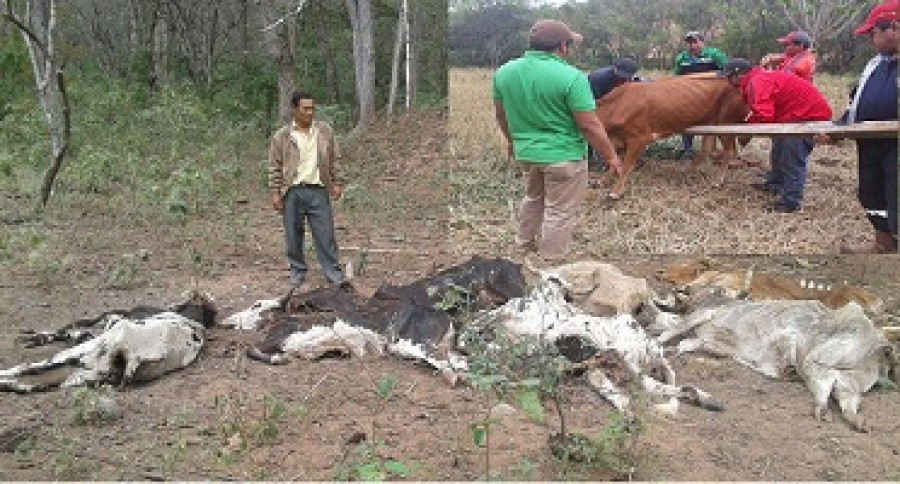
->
<box><xmin>292</xmin><ymin>183</ymin><xmax>325</xmax><ymax>189</ymax></box>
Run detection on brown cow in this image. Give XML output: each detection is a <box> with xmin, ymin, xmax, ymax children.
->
<box><xmin>595</xmin><ymin>72</ymin><xmax>748</xmax><ymax>198</ymax></box>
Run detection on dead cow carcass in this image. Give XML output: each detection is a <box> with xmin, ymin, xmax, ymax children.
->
<box><xmin>657</xmin><ymin>300</ymin><xmax>898</xmax><ymax>431</ymax></box>
<box><xmin>0</xmin><ymin>291</ymin><xmax>217</xmax><ymax>393</ymax></box>
<box><xmin>229</xmin><ymin>256</ymin><xmax>527</xmax><ymax>365</ymax></box>
<box><xmin>595</xmin><ymin>73</ymin><xmax>748</xmax><ymax>198</ymax></box>
<box><xmin>463</xmin><ymin>272</ymin><xmax>722</xmax><ymax>416</ymax></box>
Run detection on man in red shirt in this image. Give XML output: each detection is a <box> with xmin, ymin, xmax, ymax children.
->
<box><xmin>761</xmin><ymin>31</ymin><xmax>817</xmax><ymax>81</ymax></box>
<box><xmin>721</xmin><ymin>58</ymin><xmax>832</xmax><ymax>213</ymax></box>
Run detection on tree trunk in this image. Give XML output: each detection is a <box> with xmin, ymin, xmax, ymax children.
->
<box><xmin>3</xmin><ymin>0</ymin><xmax>72</xmax><ymax>209</ymax></box>
<box><xmin>407</xmin><ymin>0</ymin><xmax>419</xmax><ymax>107</ymax></box>
<box><xmin>260</xmin><ymin>0</ymin><xmax>298</xmax><ymax>123</ymax></box>
<box><xmin>310</xmin><ymin>0</ymin><xmax>339</xmax><ymax>103</ymax></box>
<box><xmin>387</xmin><ymin>2</ymin><xmax>404</xmax><ymax>116</ymax></box>
<box><xmin>153</xmin><ymin>9</ymin><xmax>168</xmax><ymax>88</ymax></box>
<box><xmin>346</xmin><ymin>0</ymin><xmax>375</xmax><ymax>129</ymax></box>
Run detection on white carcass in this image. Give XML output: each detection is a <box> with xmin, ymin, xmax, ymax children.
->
<box><xmin>657</xmin><ymin>299</ymin><xmax>897</xmax><ymax>431</ymax></box>
<box><xmin>0</xmin><ymin>291</ymin><xmax>217</xmax><ymax>393</ymax></box>
<box><xmin>466</xmin><ymin>273</ymin><xmax>721</xmax><ymax>416</ymax></box>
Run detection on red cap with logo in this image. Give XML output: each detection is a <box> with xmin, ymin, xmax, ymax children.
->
<box><xmin>854</xmin><ymin>0</ymin><xmax>899</xmax><ymax>35</ymax></box>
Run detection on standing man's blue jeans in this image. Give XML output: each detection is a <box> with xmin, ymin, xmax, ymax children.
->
<box><xmin>766</xmin><ymin>137</ymin><xmax>815</xmax><ymax>209</ymax></box>
<box><xmin>681</xmin><ymin>134</ymin><xmax>694</xmax><ymax>155</ymax></box>
<box><xmin>282</xmin><ymin>185</ymin><xmax>343</xmax><ymax>285</ymax></box>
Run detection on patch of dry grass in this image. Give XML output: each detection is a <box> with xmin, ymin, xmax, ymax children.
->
<box><xmin>449</xmin><ymin>67</ymin><xmax>870</xmax><ymax>255</ymax></box>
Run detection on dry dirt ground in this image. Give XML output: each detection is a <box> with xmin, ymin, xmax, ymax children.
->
<box><xmin>2</xmin><ymin>110</ymin><xmax>900</xmax><ymax>481</ymax></box>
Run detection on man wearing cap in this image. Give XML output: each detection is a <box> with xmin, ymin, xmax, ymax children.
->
<box><xmin>761</xmin><ymin>31</ymin><xmax>817</xmax><ymax>81</ymax></box>
<box><xmin>755</xmin><ymin>31</ymin><xmax>819</xmax><ymax>190</ymax></box>
<box><xmin>587</xmin><ymin>57</ymin><xmax>640</xmax><ymax>100</ymax></box>
<box><xmin>818</xmin><ymin>0</ymin><xmax>898</xmax><ymax>253</ymax></box>
<box><xmin>673</xmin><ymin>31</ymin><xmax>729</xmax><ymax>159</ymax></box>
<box><xmin>585</xmin><ymin>57</ymin><xmax>640</xmax><ymax>172</ymax></box>
<box><xmin>721</xmin><ymin>58</ymin><xmax>832</xmax><ymax>213</ymax></box>
<box><xmin>493</xmin><ymin>19</ymin><xmax>623</xmax><ymax>258</ymax></box>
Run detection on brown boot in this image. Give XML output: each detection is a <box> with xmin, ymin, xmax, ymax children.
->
<box><xmin>840</xmin><ymin>231</ymin><xmax>899</xmax><ymax>254</ymax></box>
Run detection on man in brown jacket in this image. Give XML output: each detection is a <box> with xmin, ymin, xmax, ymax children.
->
<box><xmin>268</xmin><ymin>91</ymin><xmax>344</xmax><ymax>286</ymax></box>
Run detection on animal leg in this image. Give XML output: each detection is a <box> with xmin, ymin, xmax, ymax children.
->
<box><xmin>833</xmin><ymin>378</ymin><xmax>866</xmax><ymax>432</ymax></box>
<box><xmin>641</xmin><ymin>375</ymin><xmax>723</xmax><ymax>412</ymax></box>
<box><xmin>608</xmin><ymin>142</ymin><xmax>649</xmax><ymax>200</ymax></box>
<box><xmin>676</xmin><ymin>337</ymin><xmax>705</xmax><ymax>355</ymax></box>
<box><xmin>586</xmin><ymin>369</ymin><xmax>631</xmax><ymax>414</ymax></box>
<box><xmin>806</xmin><ymin>374</ymin><xmax>835</xmax><ymax>423</ymax></box>
<box><xmin>695</xmin><ymin>135</ymin><xmax>715</xmax><ymax>165</ymax></box>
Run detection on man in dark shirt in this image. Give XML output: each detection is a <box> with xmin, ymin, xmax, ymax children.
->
<box><xmin>819</xmin><ymin>0</ymin><xmax>898</xmax><ymax>253</ymax></box>
<box><xmin>587</xmin><ymin>57</ymin><xmax>639</xmax><ymax>100</ymax></box>
<box><xmin>586</xmin><ymin>58</ymin><xmax>639</xmax><ymax>172</ymax></box>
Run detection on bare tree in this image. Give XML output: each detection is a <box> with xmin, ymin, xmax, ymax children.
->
<box><xmin>2</xmin><ymin>0</ymin><xmax>71</xmax><ymax>209</ymax></box>
<box><xmin>346</xmin><ymin>0</ymin><xmax>375</xmax><ymax>128</ymax></box>
<box><xmin>387</xmin><ymin>0</ymin><xmax>406</xmax><ymax>115</ymax></box>
<box><xmin>260</xmin><ymin>0</ymin><xmax>305</xmax><ymax>122</ymax></box>
<box><xmin>777</xmin><ymin>0</ymin><xmax>872</xmax><ymax>46</ymax></box>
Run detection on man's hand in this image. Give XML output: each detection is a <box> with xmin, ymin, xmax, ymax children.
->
<box><xmin>272</xmin><ymin>193</ymin><xmax>283</xmax><ymax>213</ymax></box>
<box><xmin>331</xmin><ymin>184</ymin><xmax>343</xmax><ymax>201</ymax></box>
<box><xmin>813</xmin><ymin>133</ymin><xmax>835</xmax><ymax>145</ymax></box>
<box><xmin>606</xmin><ymin>156</ymin><xmax>624</xmax><ymax>177</ymax></box>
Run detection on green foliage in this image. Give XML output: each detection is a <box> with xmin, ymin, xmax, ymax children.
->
<box><xmin>0</xmin><ymin>226</ymin><xmax>47</xmax><ymax>262</ymax></box>
<box><xmin>214</xmin><ymin>391</ymin><xmax>293</xmax><ymax>460</ymax></box>
<box><xmin>26</xmin><ymin>246</ymin><xmax>69</xmax><ymax>289</ymax></box>
<box><xmin>160</xmin><ymin>437</ymin><xmax>188</xmax><ymax>478</ymax></box>
<box><xmin>47</xmin><ymin>432</ymin><xmax>95</xmax><ymax>479</ymax></box>
<box><xmin>0</xmin><ymin>33</ymin><xmax>31</xmax><ymax>121</ymax></box>
<box><xmin>105</xmin><ymin>252</ymin><xmax>146</xmax><ymax>290</ymax></box>
<box><xmin>550</xmin><ymin>412</ymin><xmax>646</xmax><ymax>480</ymax></box>
<box><xmin>69</xmin><ymin>386</ymin><xmax>120</xmax><ymax>426</ymax></box>
<box><xmin>376</xmin><ymin>374</ymin><xmax>397</xmax><ymax>400</ymax></box>
<box><xmin>335</xmin><ymin>441</ymin><xmax>419</xmax><ymax>481</ymax></box>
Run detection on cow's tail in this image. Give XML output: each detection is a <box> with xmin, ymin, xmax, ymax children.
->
<box><xmin>246</xmin><ymin>347</ymin><xmax>290</xmax><ymax>365</ymax></box>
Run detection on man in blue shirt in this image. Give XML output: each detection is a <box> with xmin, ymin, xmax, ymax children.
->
<box><xmin>819</xmin><ymin>0</ymin><xmax>898</xmax><ymax>253</ymax></box>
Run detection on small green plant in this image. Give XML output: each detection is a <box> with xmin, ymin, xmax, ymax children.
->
<box><xmin>26</xmin><ymin>247</ymin><xmax>68</xmax><ymax>289</ymax></box>
<box><xmin>160</xmin><ymin>436</ymin><xmax>188</xmax><ymax>478</ymax></box>
<box><xmin>47</xmin><ymin>432</ymin><xmax>94</xmax><ymax>479</ymax></box>
<box><xmin>69</xmin><ymin>386</ymin><xmax>120</xmax><ymax>426</ymax></box>
<box><xmin>550</xmin><ymin>411</ymin><xmax>646</xmax><ymax>480</ymax></box>
<box><xmin>335</xmin><ymin>441</ymin><xmax>418</xmax><ymax>481</ymax></box>
<box><xmin>213</xmin><ymin>390</ymin><xmax>291</xmax><ymax>461</ymax></box>
<box><xmin>105</xmin><ymin>252</ymin><xmax>144</xmax><ymax>289</ymax></box>
<box><xmin>461</xmin><ymin>315</ymin><xmax>568</xmax><ymax>480</ymax></box>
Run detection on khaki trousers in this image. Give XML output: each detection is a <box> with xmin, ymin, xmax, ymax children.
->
<box><xmin>516</xmin><ymin>160</ymin><xmax>588</xmax><ymax>257</ymax></box>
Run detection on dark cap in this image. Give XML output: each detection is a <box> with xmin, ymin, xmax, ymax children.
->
<box><xmin>529</xmin><ymin>19</ymin><xmax>583</xmax><ymax>50</ymax></box>
<box><xmin>854</xmin><ymin>0</ymin><xmax>899</xmax><ymax>34</ymax></box>
<box><xmin>684</xmin><ymin>31</ymin><xmax>704</xmax><ymax>42</ymax></box>
<box><xmin>613</xmin><ymin>57</ymin><xmax>639</xmax><ymax>79</ymax></box>
<box><xmin>718</xmin><ymin>58</ymin><xmax>753</xmax><ymax>77</ymax></box>
<box><xmin>777</xmin><ymin>31</ymin><xmax>812</xmax><ymax>48</ymax></box>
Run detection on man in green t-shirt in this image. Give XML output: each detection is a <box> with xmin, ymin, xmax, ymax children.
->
<box><xmin>493</xmin><ymin>19</ymin><xmax>622</xmax><ymax>259</ymax></box>
<box><xmin>673</xmin><ymin>31</ymin><xmax>729</xmax><ymax>159</ymax></box>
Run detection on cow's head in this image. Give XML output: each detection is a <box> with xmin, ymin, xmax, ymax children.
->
<box><xmin>172</xmin><ymin>290</ymin><xmax>218</xmax><ymax>328</ymax></box>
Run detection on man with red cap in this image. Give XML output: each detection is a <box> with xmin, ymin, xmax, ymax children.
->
<box><xmin>493</xmin><ymin>20</ymin><xmax>623</xmax><ymax>259</ymax></box>
<box><xmin>761</xmin><ymin>30</ymin><xmax>817</xmax><ymax>81</ymax></box>
<box><xmin>818</xmin><ymin>0</ymin><xmax>898</xmax><ymax>253</ymax></box>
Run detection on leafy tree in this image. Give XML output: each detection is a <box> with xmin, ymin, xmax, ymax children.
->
<box><xmin>449</xmin><ymin>4</ymin><xmax>531</xmax><ymax>67</ymax></box>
